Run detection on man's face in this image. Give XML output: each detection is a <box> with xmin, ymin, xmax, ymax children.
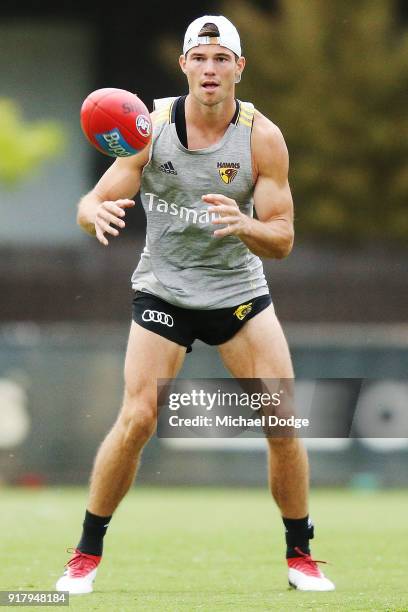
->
<box><xmin>179</xmin><ymin>45</ymin><xmax>245</xmax><ymax>106</ymax></box>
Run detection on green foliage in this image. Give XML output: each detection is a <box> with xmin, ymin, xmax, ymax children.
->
<box><xmin>160</xmin><ymin>0</ymin><xmax>408</xmax><ymax>243</ymax></box>
<box><xmin>0</xmin><ymin>98</ymin><xmax>66</xmax><ymax>187</ymax></box>
<box><xmin>228</xmin><ymin>0</ymin><xmax>408</xmax><ymax>243</ymax></box>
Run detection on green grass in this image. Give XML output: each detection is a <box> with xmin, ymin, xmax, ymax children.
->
<box><xmin>2</xmin><ymin>487</ymin><xmax>408</xmax><ymax>611</ymax></box>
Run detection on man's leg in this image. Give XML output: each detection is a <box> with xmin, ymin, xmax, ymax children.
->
<box><xmin>217</xmin><ymin>305</ymin><xmax>334</xmax><ymax>590</ymax></box>
<box><xmin>217</xmin><ymin>305</ymin><xmax>308</xmax><ymax>518</ymax></box>
<box><xmin>56</xmin><ymin>322</ymin><xmax>186</xmax><ymax>593</ymax></box>
<box><xmin>87</xmin><ymin>322</ymin><xmax>185</xmax><ymax>517</ymax></box>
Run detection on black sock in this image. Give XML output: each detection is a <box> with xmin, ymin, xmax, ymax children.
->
<box><xmin>282</xmin><ymin>515</ymin><xmax>314</xmax><ymax>558</ymax></box>
<box><xmin>77</xmin><ymin>510</ymin><xmax>112</xmax><ymax>556</ymax></box>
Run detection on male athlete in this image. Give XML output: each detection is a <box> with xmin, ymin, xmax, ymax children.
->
<box><xmin>56</xmin><ymin>15</ymin><xmax>334</xmax><ymax>594</ymax></box>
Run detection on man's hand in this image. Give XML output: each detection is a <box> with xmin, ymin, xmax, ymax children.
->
<box><xmin>202</xmin><ymin>194</ymin><xmax>250</xmax><ymax>238</ymax></box>
<box><xmin>94</xmin><ymin>199</ymin><xmax>135</xmax><ymax>246</ymax></box>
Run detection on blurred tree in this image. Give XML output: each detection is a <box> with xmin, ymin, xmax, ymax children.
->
<box><xmin>0</xmin><ymin>98</ymin><xmax>66</xmax><ymax>187</ymax></box>
<box><xmin>160</xmin><ymin>0</ymin><xmax>408</xmax><ymax>243</ymax></box>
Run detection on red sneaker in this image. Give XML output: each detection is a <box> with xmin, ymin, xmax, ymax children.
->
<box><xmin>55</xmin><ymin>548</ymin><xmax>102</xmax><ymax>594</ymax></box>
<box><xmin>287</xmin><ymin>547</ymin><xmax>335</xmax><ymax>591</ymax></box>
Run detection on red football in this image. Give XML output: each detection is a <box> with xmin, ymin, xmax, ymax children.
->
<box><xmin>80</xmin><ymin>88</ymin><xmax>152</xmax><ymax>157</ymax></box>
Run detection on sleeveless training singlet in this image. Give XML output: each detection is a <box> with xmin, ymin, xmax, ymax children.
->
<box><xmin>131</xmin><ymin>96</ymin><xmax>269</xmax><ymax>309</ymax></box>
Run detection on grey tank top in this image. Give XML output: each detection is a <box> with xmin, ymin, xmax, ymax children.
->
<box><xmin>131</xmin><ymin>96</ymin><xmax>269</xmax><ymax>309</ymax></box>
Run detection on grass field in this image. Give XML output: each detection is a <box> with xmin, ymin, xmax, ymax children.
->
<box><xmin>2</xmin><ymin>487</ymin><xmax>407</xmax><ymax>611</ymax></box>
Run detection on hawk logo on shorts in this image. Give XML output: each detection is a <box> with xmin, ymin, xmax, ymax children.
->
<box><xmin>233</xmin><ymin>302</ymin><xmax>253</xmax><ymax>320</ymax></box>
<box><xmin>217</xmin><ymin>162</ymin><xmax>240</xmax><ymax>184</ymax></box>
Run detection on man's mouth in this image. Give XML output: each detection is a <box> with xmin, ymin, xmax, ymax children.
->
<box><xmin>201</xmin><ymin>81</ymin><xmax>219</xmax><ymax>91</ymax></box>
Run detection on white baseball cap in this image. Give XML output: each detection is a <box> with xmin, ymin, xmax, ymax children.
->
<box><xmin>183</xmin><ymin>15</ymin><xmax>242</xmax><ymax>57</ymax></box>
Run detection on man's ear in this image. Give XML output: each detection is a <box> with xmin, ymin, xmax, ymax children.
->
<box><xmin>235</xmin><ymin>56</ymin><xmax>246</xmax><ymax>84</ymax></box>
<box><xmin>179</xmin><ymin>54</ymin><xmax>187</xmax><ymax>75</ymax></box>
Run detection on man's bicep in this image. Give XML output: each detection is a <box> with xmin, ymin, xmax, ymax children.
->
<box><xmin>93</xmin><ymin>145</ymin><xmax>150</xmax><ymax>201</ymax></box>
<box><xmin>253</xmin><ymin>173</ymin><xmax>294</xmax><ymax>223</ymax></box>
<box><xmin>252</xmin><ymin>116</ymin><xmax>293</xmax><ymax>223</ymax></box>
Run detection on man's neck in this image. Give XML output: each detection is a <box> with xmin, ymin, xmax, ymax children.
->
<box><xmin>185</xmin><ymin>94</ymin><xmax>237</xmax><ymax>134</ymax></box>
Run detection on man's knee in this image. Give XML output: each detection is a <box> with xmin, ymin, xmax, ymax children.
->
<box><xmin>117</xmin><ymin>388</ymin><xmax>157</xmax><ymax>446</ymax></box>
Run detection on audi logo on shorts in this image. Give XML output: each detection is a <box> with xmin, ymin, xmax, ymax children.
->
<box><xmin>142</xmin><ymin>309</ymin><xmax>174</xmax><ymax>327</ymax></box>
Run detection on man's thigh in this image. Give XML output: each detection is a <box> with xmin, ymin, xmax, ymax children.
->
<box><xmin>217</xmin><ymin>305</ymin><xmax>294</xmax><ymax>378</ymax></box>
<box><xmin>124</xmin><ymin>321</ymin><xmax>186</xmax><ymax>397</ymax></box>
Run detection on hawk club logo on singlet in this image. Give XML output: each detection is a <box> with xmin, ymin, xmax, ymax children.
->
<box><xmin>233</xmin><ymin>302</ymin><xmax>253</xmax><ymax>320</ymax></box>
<box><xmin>217</xmin><ymin>161</ymin><xmax>240</xmax><ymax>184</ymax></box>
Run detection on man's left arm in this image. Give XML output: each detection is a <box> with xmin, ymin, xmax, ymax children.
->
<box><xmin>203</xmin><ymin>114</ymin><xmax>294</xmax><ymax>259</ymax></box>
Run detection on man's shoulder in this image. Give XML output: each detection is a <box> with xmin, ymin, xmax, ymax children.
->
<box><xmin>252</xmin><ymin>110</ymin><xmax>289</xmax><ymax>177</ymax></box>
<box><xmin>153</xmin><ymin>96</ymin><xmax>178</xmax><ymax>111</ymax></box>
<box><xmin>253</xmin><ymin>110</ymin><xmax>286</xmax><ymax>148</ymax></box>
<box><xmin>150</xmin><ymin>96</ymin><xmax>180</xmax><ymax>127</ymax></box>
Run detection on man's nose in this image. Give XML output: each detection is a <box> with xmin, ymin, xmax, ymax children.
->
<box><xmin>203</xmin><ymin>60</ymin><xmax>216</xmax><ymax>74</ymax></box>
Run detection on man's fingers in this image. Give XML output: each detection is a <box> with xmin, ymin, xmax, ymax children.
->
<box><xmin>98</xmin><ymin>210</ymin><xmax>125</xmax><ymax>228</ymax></box>
<box><xmin>202</xmin><ymin>194</ymin><xmax>232</xmax><ymax>205</ymax></box>
<box><xmin>95</xmin><ymin>226</ymin><xmax>109</xmax><ymax>246</ymax></box>
<box><xmin>93</xmin><ymin>199</ymin><xmax>133</xmax><ymax>246</ymax></box>
<box><xmin>208</xmin><ymin>205</ymin><xmax>237</xmax><ymax>216</ymax></box>
<box><xmin>103</xmin><ymin>202</ymin><xmax>126</xmax><ymax>217</ymax></box>
<box><xmin>91</xmin><ymin>199</ymin><xmax>133</xmax><ymax>247</ymax></box>
<box><xmin>213</xmin><ymin>226</ymin><xmax>233</xmax><ymax>238</ymax></box>
<box><xmin>97</xmin><ymin>221</ymin><xmax>119</xmax><ymax>237</ymax></box>
<box><xmin>116</xmin><ymin>199</ymin><xmax>135</xmax><ymax>208</ymax></box>
<box><xmin>211</xmin><ymin>216</ymin><xmax>237</xmax><ymax>225</ymax></box>
<box><xmin>102</xmin><ymin>198</ymin><xmax>134</xmax><ymax>209</ymax></box>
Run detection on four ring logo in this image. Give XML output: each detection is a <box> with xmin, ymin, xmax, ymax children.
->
<box><xmin>142</xmin><ymin>309</ymin><xmax>174</xmax><ymax>327</ymax></box>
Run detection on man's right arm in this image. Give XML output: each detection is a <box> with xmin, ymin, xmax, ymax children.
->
<box><xmin>77</xmin><ymin>131</ymin><xmax>151</xmax><ymax>246</ymax></box>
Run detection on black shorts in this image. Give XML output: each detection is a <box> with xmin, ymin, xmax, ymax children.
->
<box><xmin>132</xmin><ymin>291</ymin><xmax>272</xmax><ymax>353</ymax></box>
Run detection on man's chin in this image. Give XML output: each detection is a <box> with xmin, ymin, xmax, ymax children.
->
<box><xmin>196</xmin><ymin>91</ymin><xmax>224</xmax><ymax>107</ymax></box>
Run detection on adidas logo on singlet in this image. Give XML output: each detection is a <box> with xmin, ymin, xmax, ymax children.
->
<box><xmin>159</xmin><ymin>161</ymin><xmax>177</xmax><ymax>175</ymax></box>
